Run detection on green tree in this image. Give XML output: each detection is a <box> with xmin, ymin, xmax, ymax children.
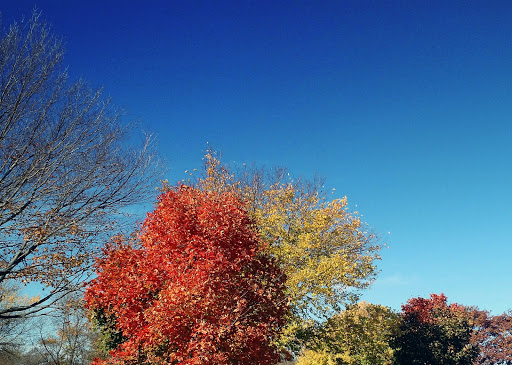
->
<box><xmin>298</xmin><ymin>302</ymin><xmax>399</xmax><ymax>365</ymax></box>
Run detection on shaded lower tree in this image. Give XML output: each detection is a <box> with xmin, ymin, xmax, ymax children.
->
<box><xmin>392</xmin><ymin>293</ymin><xmax>478</xmax><ymax>365</ymax></box>
<box><xmin>89</xmin><ymin>308</ymin><xmax>126</xmax><ymax>356</ymax></box>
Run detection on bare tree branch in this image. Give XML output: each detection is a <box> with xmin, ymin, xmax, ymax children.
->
<box><xmin>0</xmin><ymin>11</ymin><xmax>163</xmax><ymax>318</ymax></box>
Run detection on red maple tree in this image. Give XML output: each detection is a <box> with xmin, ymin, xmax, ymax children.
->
<box><xmin>471</xmin><ymin>309</ymin><xmax>512</xmax><ymax>365</ymax></box>
<box><xmin>392</xmin><ymin>293</ymin><xmax>478</xmax><ymax>365</ymax></box>
<box><xmin>85</xmin><ymin>185</ymin><xmax>289</xmax><ymax>364</ymax></box>
<box><xmin>401</xmin><ymin>293</ymin><xmax>469</xmax><ymax>323</ymax></box>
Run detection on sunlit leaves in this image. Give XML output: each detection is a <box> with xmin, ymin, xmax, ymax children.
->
<box><xmin>296</xmin><ymin>349</ymin><xmax>340</xmax><ymax>365</ymax></box>
<box><xmin>297</xmin><ymin>302</ymin><xmax>399</xmax><ymax>365</ymax></box>
<box><xmin>192</xmin><ymin>150</ymin><xmax>381</xmax><ymax>321</ymax></box>
<box><xmin>85</xmin><ymin>186</ymin><xmax>288</xmax><ymax>364</ymax></box>
<box><xmin>254</xmin><ymin>183</ymin><xmax>379</xmax><ymax>319</ymax></box>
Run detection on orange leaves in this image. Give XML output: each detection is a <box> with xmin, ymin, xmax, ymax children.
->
<box><xmin>85</xmin><ymin>185</ymin><xmax>288</xmax><ymax>364</ymax></box>
<box><xmin>401</xmin><ymin>293</ymin><xmax>469</xmax><ymax>326</ymax></box>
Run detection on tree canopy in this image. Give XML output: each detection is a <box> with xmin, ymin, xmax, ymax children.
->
<box><xmin>192</xmin><ymin>150</ymin><xmax>381</xmax><ymax>322</ymax></box>
<box><xmin>392</xmin><ymin>293</ymin><xmax>478</xmax><ymax>365</ymax></box>
<box><xmin>293</xmin><ymin>302</ymin><xmax>398</xmax><ymax>365</ymax></box>
<box><xmin>86</xmin><ymin>186</ymin><xmax>288</xmax><ymax>364</ymax></box>
<box><xmin>471</xmin><ymin>309</ymin><xmax>512</xmax><ymax>365</ymax></box>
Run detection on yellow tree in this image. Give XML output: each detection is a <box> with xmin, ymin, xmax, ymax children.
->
<box><xmin>300</xmin><ymin>302</ymin><xmax>399</xmax><ymax>365</ymax></box>
<box><xmin>296</xmin><ymin>349</ymin><xmax>340</xmax><ymax>365</ymax></box>
<box><xmin>189</xmin><ymin>150</ymin><xmax>381</xmax><ymax>334</ymax></box>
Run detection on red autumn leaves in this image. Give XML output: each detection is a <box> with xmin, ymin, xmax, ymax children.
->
<box><xmin>85</xmin><ymin>186</ymin><xmax>288</xmax><ymax>364</ymax></box>
<box><xmin>394</xmin><ymin>294</ymin><xmax>477</xmax><ymax>365</ymax></box>
<box><xmin>392</xmin><ymin>293</ymin><xmax>512</xmax><ymax>365</ymax></box>
<box><xmin>401</xmin><ymin>293</ymin><xmax>468</xmax><ymax>324</ymax></box>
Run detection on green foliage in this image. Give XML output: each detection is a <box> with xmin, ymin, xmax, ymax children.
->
<box><xmin>90</xmin><ymin>308</ymin><xmax>126</xmax><ymax>355</ymax></box>
<box><xmin>298</xmin><ymin>302</ymin><xmax>399</xmax><ymax>365</ymax></box>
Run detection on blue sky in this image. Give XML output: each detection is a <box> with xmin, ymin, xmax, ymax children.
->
<box><xmin>3</xmin><ymin>1</ymin><xmax>511</xmax><ymax>314</ymax></box>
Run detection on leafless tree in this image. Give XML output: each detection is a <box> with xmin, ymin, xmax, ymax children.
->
<box><xmin>0</xmin><ymin>282</ymin><xmax>33</xmax><ymax>361</ymax></box>
<box><xmin>0</xmin><ymin>11</ymin><xmax>162</xmax><ymax>318</ymax></box>
<box><xmin>30</xmin><ymin>293</ymin><xmax>103</xmax><ymax>365</ymax></box>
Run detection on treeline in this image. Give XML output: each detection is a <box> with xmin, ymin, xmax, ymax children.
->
<box><xmin>0</xmin><ymin>292</ymin><xmax>101</xmax><ymax>365</ymax></box>
<box><xmin>2</xmin><ymin>290</ymin><xmax>509</xmax><ymax>364</ymax></box>
<box><xmin>296</xmin><ymin>294</ymin><xmax>512</xmax><ymax>365</ymax></box>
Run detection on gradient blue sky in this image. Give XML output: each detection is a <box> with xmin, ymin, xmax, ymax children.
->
<box><xmin>2</xmin><ymin>1</ymin><xmax>511</xmax><ymax>314</ymax></box>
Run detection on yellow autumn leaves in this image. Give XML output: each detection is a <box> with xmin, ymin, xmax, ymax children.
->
<box><xmin>0</xmin><ymin>282</ymin><xmax>40</xmax><ymax>312</ymax></box>
<box><xmin>189</xmin><ymin>149</ymin><xmax>381</xmax><ymax>323</ymax></box>
<box><xmin>297</xmin><ymin>302</ymin><xmax>399</xmax><ymax>365</ymax></box>
<box><xmin>254</xmin><ymin>183</ymin><xmax>379</xmax><ymax>319</ymax></box>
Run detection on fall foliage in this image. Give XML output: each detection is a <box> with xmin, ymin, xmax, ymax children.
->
<box><xmin>85</xmin><ymin>185</ymin><xmax>288</xmax><ymax>364</ymax></box>
<box><xmin>184</xmin><ymin>150</ymin><xmax>380</xmax><ymax>356</ymax></box>
<box><xmin>295</xmin><ymin>349</ymin><xmax>339</xmax><ymax>365</ymax></box>
<box><xmin>471</xmin><ymin>309</ymin><xmax>512</xmax><ymax>365</ymax></box>
<box><xmin>392</xmin><ymin>293</ymin><xmax>478</xmax><ymax>365</ymax></box>
<box><xmin>294</xmin><ymin>296</ymin><xmax>512</xmax><ymax>365</ymax></box>
<box><xmin>301</xmin><ymin>301</ymin><xmax>399</xmax><ymax>365</ymax></box>
<box><xmin>0</xmin><ymin>12</ymin><xmax>160</xmax><ymax>318</ymax></box>
<box><xmin>191</xmin><ymin>150</ymin><xmax>380</xmax><ymax>322</ymax></box>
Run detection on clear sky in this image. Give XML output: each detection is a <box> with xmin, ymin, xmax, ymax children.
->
<box><xmin>2</xmin><ymin>1</ymin><xmax>511</xmax><ymax>314</ymax></box>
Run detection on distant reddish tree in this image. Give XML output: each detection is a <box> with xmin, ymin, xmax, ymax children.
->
<box><xmin>85</xmin><ymin>185</ymin><xmax>289</xmax><ymax>364</ymax></box>
<box><xmin>471</xmin><ymin>309</ymin><xmax>512</xmax><ymax>365</ymax></box>
<box><xmin>392</xmin><ymin>293</ymin><xmax>478</xmax><ymax>365</ymax></box>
